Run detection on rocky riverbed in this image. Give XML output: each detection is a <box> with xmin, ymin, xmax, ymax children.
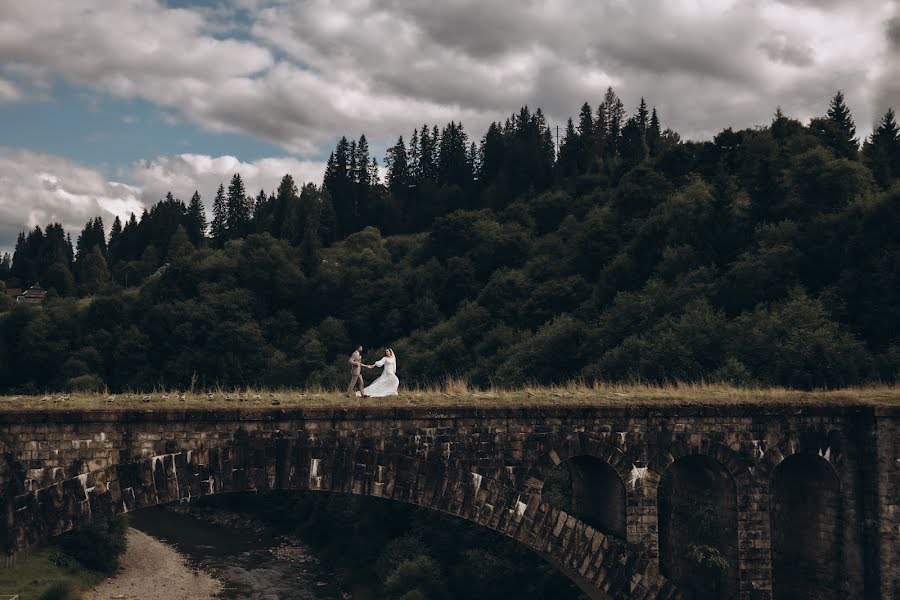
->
<box><xmin>121</xmin><ymin>504</ymin><xmax>345</xmax><ymax>600</ymax></box>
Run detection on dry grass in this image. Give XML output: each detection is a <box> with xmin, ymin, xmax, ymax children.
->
<box><xmin>0</xmin><ymin>380</ymin><xmax>897</xmax><ymax>411</ymax></box>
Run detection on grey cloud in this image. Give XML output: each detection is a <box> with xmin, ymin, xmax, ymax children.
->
<box><xmin>759</xmin><ymin>34</ymin><xmax>815</xmax><ymax>67</ymax></box>
<box><xmin>0</xmin><ymin>0</ymin><xmax>893</xmax><ymax>152</ymax></box>
<box><xmin>887</xmin><ymin>16</ymin><xmax>900</xmax><ymax>49</ymax></box>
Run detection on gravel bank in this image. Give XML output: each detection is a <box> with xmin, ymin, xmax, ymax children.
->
<box><xmin>87</xmin><ymin>528</ymin><xmax>221</xmax><ymax>600</ymax></box>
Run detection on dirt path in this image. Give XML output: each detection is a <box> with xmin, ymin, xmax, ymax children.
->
<box><xmin>86</xmin><ymin>528</ymin><xmax>222</xmax><ymax>600</ymax></box>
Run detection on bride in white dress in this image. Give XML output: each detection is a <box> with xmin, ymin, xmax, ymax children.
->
<box><xmin>361</xmin><ymin>348</ymin><xmax>399</xmax><ymax>397</ymax></box>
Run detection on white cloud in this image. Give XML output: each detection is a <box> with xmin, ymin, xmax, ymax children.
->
<box><xmin>128</xmin><ymin>153</ymin><xmax>327</xmax><ymax>207</ymax></box>
<box><xmin>0</xmin><ymin>78</ymin><xmax>23</xmax><ymax>102</ymax></box>
<box><xmin>0</xmin><ymin>147</ymin><xmax>326</xmax><ymax>252</ymax></box>
<box><xmin>0</xmin><ymin>147</ymin><xmax>144</xmax><ymax>252</ymax></box>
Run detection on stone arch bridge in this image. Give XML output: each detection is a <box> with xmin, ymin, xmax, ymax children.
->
<box><xmin>0</xmin><ymin>402</ymin><xmax>897</xmax><ymax>600</ymax></box>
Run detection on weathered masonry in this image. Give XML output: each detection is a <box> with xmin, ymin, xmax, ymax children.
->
<box><xmin>0</xmin><ymin>403</ymin><xmax>897</xmax><ymax>600</ymax></box>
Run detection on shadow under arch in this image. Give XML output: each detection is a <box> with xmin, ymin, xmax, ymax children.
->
<box><xmin>542</xmin><ymin>455</ymin><xmax>628</xmax><ymax>540</ymax></box>
<box><xmin>769</xmin><ymin>451</ymin><xmax>843</xmax><ymax>600</ymax></box>
<box><xmin>657</xmin><ymin>453</ymin><xmax>740</xmax><ymax>600</ymax></box>
<box><xmin>0</xmin><ymin>441</ymin><xmax>678</xmax><ymax>600</ymax></box>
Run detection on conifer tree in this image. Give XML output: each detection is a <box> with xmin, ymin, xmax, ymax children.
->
<box><xmin>355</xmin><ymin>135</ymin><xmax>370</xmax><ymax>185</ymax></box>
<box><xmin>557</xmin><ymin>118</ymin><xmax>579</xmax><ymax>178</ymax></box>
<box><xmin>636</xmin><ymin>97</ymin><xmax>649</xmax><ymax>135</ymax></box>
<box><xmin>274</xmin><ymin>174</ymin><xmax>299</xmax><ymax>240</ymax></box>
<box><xmin>368</xmin><ymin>157</ymin><xmax>380</xmax><ymax>186</ymax></box>
<box><xmin>619</xmin><ymin>116</ymin><xmax>648</xmax><ymax>167</ymax></box>
<box><xmin>186</xmin><ymin>191</ymin><xmax>207</xmax><ymax>245</ymax></box>
<box><xmin>863</xmin><ymin>107</ymin><xmax>900</xmax><ymax>186</ymax></box>
<box><xmin>386</xmin><ymin>136</ymin><xmax>410</xmax><ymax>195</ymax></box>
<box><xmin>594</xmin><ymin>102</ymin><xmax>608</xmax><ymax>161</ymax></box>
<box><xmin>601</xmin><ymin>87</ymin><xmax>625</xmax><ymax>157</ymax></box>
<box><xmin>226</xmin><ymin>173</ymin><xmax>250</xmax><ymax>238</ymax></box>
<box><xmin>812</xmin><ymin>91</ymin><xmax>859</xmax><ymax>159</ymax></box>
<box><xmin>108</xmin><ymin>216</ymin><xmax>123</xmax><ymax>265</ymax></box>
<box><xmin>210</xmin><ymin>183</ymin><xmax>228</xmax><ymax>245</ymax></box>
<box><xmin>577</xmin><ymin>102</ymin><xmax>594</xmax><ymax>173</ymax></box>
<box><xmin>408</xmin><ymin>128</ymin><xmax>420</xmax><ymax>183</ymax></box>
<box><xmin>253</xmin><ymin>189</ymin><xmax>268</xmax><ymax>231</ymax></box>
<box><xmin>348</xmin><ymin>139</ymin><xmax>358</xmax><ymax>186</ymax></box>
<box><xmin>647</xmin><ymin>107</ymin><xmax>661</xmax><ymax>155</ymax></box>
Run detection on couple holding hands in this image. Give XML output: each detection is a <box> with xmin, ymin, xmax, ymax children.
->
<box><xmin>347</xmin><ymin>345</ymin><xmax>399</xmax><ymax>398</ymax></box>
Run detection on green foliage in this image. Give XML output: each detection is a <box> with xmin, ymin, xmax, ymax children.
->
<box><xmin>57</xmin><ymin>516</ymin><xmax>128</xmax><ymax>574</ymax></box>
<box><xmin>684</xmin><ymin>544</ymin><xmax>729</xmax><ymax>598</ymax></box>
<box><xmin>39</xmin><ymin>582</ymin><xmax>78</xmax><ymax>600</ymax></box>
<box><xmin>196</xmin><ymin>492</ymin><xmax>585</xmax><ymax>600</ymax></box>
<box><xmin>384</xmin><ymin>556</ymin><xmax>446</xmax><ymax>600</ymax></box>
<box><xmin>1</xmin><ymin>91</ymin><xmax>897</xmax><ymax>392</ymax></box>
<box><xmin>541</xmin><ymin>463</ymin><xmax>572</xmax><ymax>511</ymax></box>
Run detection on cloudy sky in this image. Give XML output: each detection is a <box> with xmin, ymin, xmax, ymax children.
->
<box><xmin>1</xmin><ymin>0</ymin><xmax>898</xmax><ymax>251</ymax></box>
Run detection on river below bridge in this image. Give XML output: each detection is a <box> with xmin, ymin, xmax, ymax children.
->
<box><xmin>126</xmin><ymin>505</ymin><xmax>344</xmax><ymax>600</ymax></box>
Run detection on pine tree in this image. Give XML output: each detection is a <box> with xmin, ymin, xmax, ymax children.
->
<box><xmin>594</xmin><ymin>102</ymin><xmax>608</xmax><ymax>161</ymax></box>
<box><xmin>253</xmin><ymin>189</ymin><xmax>268</xmax><ymax>231</ymax></box>
<box><xmin>418</xmin><ymin>125</ymin><xmax>438</xmax><ymax>183</ymax></box>
<box><xmin>386</xmin><ymin>136</ymin><xmax>410</xmax><ymax>195</ymax></box>
<box><xmin>478</xmin><ymin>122</ymin><xmax>504</xmax><ymax>183</ymax></box>
<box><xmin>812</xmin><ymin>91</ymin><xmax>859</xmax><ymax>159</ymax></box>
<box><xmin>647</xmin><ymin>107</ymin><xmax>661</xmax><ymax>155</ymax></box>
<box><xmin>274</xmin><ymin>174</ymin><xmax>299</xmax><ymax>240</ymax></box>
<box><xmin>863</xmin><ymin>107</ymin><xmax>900</xmax><ymax>187</ymax></box>
<box><xmin>10</xmin><ymin>231</ymin><xmax>29</xmax><ymax>283</ymax></box>
<box><xmin>368</xmin><ymin>157</ymin><xmax>380</xmax><ymax>186</ymax></box>
<box><xmin>577</xmin><ymin>102</ymin><xmax>594</xmax><ymax>173</ymax></box>
<box><xmin>438</xmin><ymin>121</ymin><xmax>470</xmax><ymax>186</ymax></box>
<box><xmin>210</xmin><ymin>183</ymin><xmax>228</xmax><ymax>245</ymax></box>
<box><xmin>0</xmin><ymin>252</ymin><xmax>11</xmax><ymax>281</ymax></box>
<box><xmin>636</xmin><ymin>97</ymin><xmax>649</xmax><ymax>135</ymax></box>
<box><xmin>108</xmin><ymin>216</ymin><xmax>123</xmax><ymax>265</ymax></box>
<box><xmin>185</xmin><ymin>191</ymin><xmax>207</xmax><ymax>245</ymax></box>
<box><xmin>467</xmin><ymin>141</ymin><xmax>480</xmax><ymax>179</ymax></box>
<box><xmin>601</xmin><ymin>87</ymin><xmax>625</xmax><ymax>157</ymax></box>
<box><xmin>226</xmin><ymin>173</ymin><xmax>250</xmax><ymax>238</ymax></box>
<box><xmin>355</xmin><ymin>135</ymin><xmax>370</xmax><ymax>185</ymax></box>
<box><xmin>619</xmin><ymin>116</ymin><xmax>648</xmax><ymax>167</ymax></box>
<box><xmin>348</xmin><ymin>139</ymin><xmax>358</xmax><ymax>187</ymax></box>
<box><xmin>408</xmin><ymin>128</ymin><xmax>420</xmax><ymax>183</ymax></box>
<box><xmin>557</xmin><ymin>118</ymin><xmax>579</xmax><ymax>178</ymax></box>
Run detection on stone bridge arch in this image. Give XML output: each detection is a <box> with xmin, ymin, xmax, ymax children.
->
<box><xmin>756</xmin><ymin>429</ymin><xmax>849</xmax><ymax>600</ymax></box>
<box><xmin>2</xmin><ymin>434</ymin><xmax>679</xmax><ymax>600</ymax></box>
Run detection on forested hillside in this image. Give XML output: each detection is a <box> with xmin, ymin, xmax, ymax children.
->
<box><xmin>1</xmin><ymin>89</ymin><xmax>898</xmax><ymax>392</ymax></box>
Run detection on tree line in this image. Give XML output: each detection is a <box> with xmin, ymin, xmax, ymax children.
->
<box><xmin>1</xmin><ymin>88</ymin><xmax>898</xmax><ymax>392</ymax></box>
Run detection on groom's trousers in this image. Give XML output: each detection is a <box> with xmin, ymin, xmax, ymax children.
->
<box><xmin>347</xmin><ymin>373</ymin><xmax>365</xmax><ymax>395</ymax></box>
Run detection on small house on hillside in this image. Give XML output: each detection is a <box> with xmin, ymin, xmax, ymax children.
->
<box><xmin>16</xmin><ymin>284</ymin><xmax>47</xmax><ymax>305</ymax></box>
<box><xmin>3</xmin><ymin>287</ymin><xmax>22</xmax><ymax>298</ymax></box>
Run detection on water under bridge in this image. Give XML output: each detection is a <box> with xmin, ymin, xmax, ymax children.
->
<box><xmin>0</xmin><ymin>395</ymin><xmax>897</xmax><ymax>600</ymax></box>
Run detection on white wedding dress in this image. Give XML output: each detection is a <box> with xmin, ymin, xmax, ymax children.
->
<box><xmin>362</xmin><ymin>354</ymin><xmax>399</xmax><ymax>397</ymax></box>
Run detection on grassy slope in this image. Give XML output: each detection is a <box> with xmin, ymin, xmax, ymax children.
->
<box><xmin>0</xmin><ymin>547</ymin><xmax>104</xmax><ymax>600</ymax></box>
<box><xmin>0</xmin><ymin>383</ymin><xmax>896</xmax><ymax>411</ymax></box>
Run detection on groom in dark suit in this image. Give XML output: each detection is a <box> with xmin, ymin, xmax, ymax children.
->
<box><xmin>347</xmin><ymin>345</ymin><xmax>370</xmax><ymax>397</ymax></box>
